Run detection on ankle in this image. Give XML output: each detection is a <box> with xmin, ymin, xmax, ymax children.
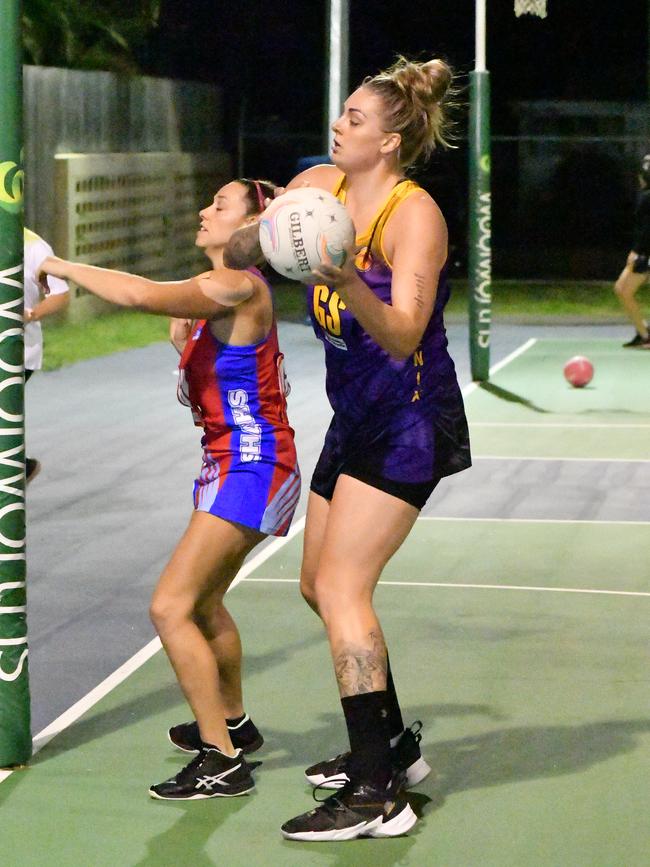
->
<box><xmin>202</xmin><ymin>741</ymin><xmax>239</xmax><ymax>759</ymax></box>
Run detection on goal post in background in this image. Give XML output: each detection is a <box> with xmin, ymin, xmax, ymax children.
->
<box><xmin>468</xmin><ymin>0</ymin><xmax>548</xmax><ymax>381</ymax></box>
<box><xmin>0</xmin><ymin>0</ymin><xmax>31</xmax><ymax>768</ymax></box>
<box><xmin>467</xmin><ymin>0</ymin><xmax>492</xmax><ymax>382</ymax></box>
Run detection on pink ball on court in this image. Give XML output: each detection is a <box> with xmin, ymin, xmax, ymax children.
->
<box><xmin>563</xmin><ymin>355</ymin><xmax>594</xmax><ymax>388</ymax></box>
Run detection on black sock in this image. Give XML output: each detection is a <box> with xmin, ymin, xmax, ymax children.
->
<box><xmin>385</xmin><ymin>654</ymin><xmax>405</xmax><ymax>742</ymax></box>
<box><xmin>341</xmin><ymin>691</ymin><xmax>392</xmax><ymax>789</ymax></box>
<box><xmin>226</xmin><ymin>713</ymin><xmax>247</xmax><ymax>728</ymax></box>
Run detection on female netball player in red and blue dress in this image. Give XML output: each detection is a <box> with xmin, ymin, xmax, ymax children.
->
<box><xmin>39</xmin><ymin>178</ymin><xmax>300</xmax><ymax>800</ymax></box>
<box><xmin>225</xmin><ymin>57</ymin><xmax>471</xmax><ymax>841</ymax></box>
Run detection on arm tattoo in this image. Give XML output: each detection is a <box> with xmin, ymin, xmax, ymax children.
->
<box><xmin>223</xmin><ymin>223</ymin><xmax>263</xmax><ymax>269</ymax></box>
<box><xmin>414</xmin><ymin>272</ymin><xmax>426</xmax><ymax>310</ymax></box>
<box><xmin>334</xmin><ymin>630</ymin><xmax>387</xmax><ymax>697</ymax></box>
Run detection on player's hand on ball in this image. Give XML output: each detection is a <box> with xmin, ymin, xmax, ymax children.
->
<box><xmin>312</xmin><ymin>239</ymin><xmax>359</xmax><ymax>288</ymax></box>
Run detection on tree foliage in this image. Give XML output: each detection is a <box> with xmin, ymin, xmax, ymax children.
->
<box><xmin>23</xmin><ymin>0</ymin><xmax>161</xmax><ymax>73</ymax></box>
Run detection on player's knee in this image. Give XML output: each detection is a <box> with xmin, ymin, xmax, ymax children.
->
<box><xmin>193</xmin><ymin>608</ymin><xmax>217</xmax><ymax>640</ymax></box>
<box><xmin>313</xmin><ymin>577</ymin><xmax>368</xmax><ymax>626</ymax></box>
<box><xmin>149</xmin><ymin>599</ymin><xmax>167</xmax><ymax>633</ymax></box>
<box><xmin>614</xmin><ymin>279</ymin><xmax>627</xmax><ymax>298</ymax></box>
<box><xmin>149</xmin><ymin>594</ymin><xmax>188</xmax><ymax>634</ymax></box>
<box><xmin>300</xmin><ymin>570</ymin><xmax>319</xmax><ymax>613</ymax></box>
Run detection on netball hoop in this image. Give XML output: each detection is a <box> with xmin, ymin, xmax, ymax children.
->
<box><xmin>514</xmin><ymin>0</ymin><xmax>548</xmax><ymax>17</ymax></box>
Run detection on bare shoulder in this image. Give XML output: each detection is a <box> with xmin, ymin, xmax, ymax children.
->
<box><xmin>384</xmin><ymin>188</ymin><xmax>448</xmax><ymax>267</ymax></box>
<box><xmin>387</xmin><ymin>188</ymin><xmax>447</xmax><ymax>244</ymax></box>
<box><xmin>286</xmin><ymin>164</ymin><xmax>342</xmax><ymax>192</ymax></box>
<box><xmin>400</xmin><ymin>188</ymin><xmax>445</xmax><ymax>227</ymax></box>
<box><xmin>197</xmin><ymin>267</ymin><xmax>256</xmax><ymax>304</ymax></box>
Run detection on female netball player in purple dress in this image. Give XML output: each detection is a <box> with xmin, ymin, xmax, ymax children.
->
<box><xmin>225</xmin><ymin>56</ymin><xmax>471</xmax><ymax>840</ymax></box>
<box><xmin>39</xmin><ymin>179</ymin><xmax>300</xmax><ymax>801</ymax></box>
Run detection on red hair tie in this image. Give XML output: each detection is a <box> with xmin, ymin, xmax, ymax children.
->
<box><xmin>252</xmin><ymin>180</ymin><xmax>266</xmax><ymax>213</ymax></box>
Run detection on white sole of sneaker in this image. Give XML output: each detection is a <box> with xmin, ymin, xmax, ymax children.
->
<box><xmin>282</xmin><ymin>804</ymin><xmax>417</xmax><ymax>841</ymax></box>
<box><xmin>149</xmin><ymin>784</ymin><xmax>255</xmax><ymax>800</ymax></box>
<box><xmin>404</xmin><ymin>756</ymin><xmax>432</xmax><ymax>788</ymax></box>
<box><xmin>282</xmin><ymin>819</ymin><xmax>369</xmax><ymax>842</ymax></box>
<box><xmin>364</xmin><ymin>803</ymin><xmax>418</xmax><ymax>838</ymax></box>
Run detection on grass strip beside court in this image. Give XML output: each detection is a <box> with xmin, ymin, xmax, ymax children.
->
<box><xmin>41</xmin><ymin>282</ymin><xmax>650</xmax><ymax>370</ymax></box>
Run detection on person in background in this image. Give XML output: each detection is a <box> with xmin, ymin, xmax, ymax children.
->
<box><xmin>615</xmin><ymin>154</ymin><xmax>650</xmax><ymax>348</ymax></box>
<box><xmin>23</xmin><ymin>228</ymin><xmax>70</xmax><ymax>483</ymax></box>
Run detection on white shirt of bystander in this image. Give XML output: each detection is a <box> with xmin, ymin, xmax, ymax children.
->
<box><xmin>24</xmin><ymin>228</ymin><xmax>69</xmax><ymax>370</ymax></box>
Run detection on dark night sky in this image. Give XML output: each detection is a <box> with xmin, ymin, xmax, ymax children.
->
<box><xmin>149</xmin><ymin>0</ymin><xmax>648</xmax><ymax>138</ymax></box>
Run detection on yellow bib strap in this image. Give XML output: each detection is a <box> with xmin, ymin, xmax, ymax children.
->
<box><xmin>372</xmin><ymin>180</ymin><xmax>420</xmax><ymax>263</ymax></box>
<box><xmin>334</xmin><ymin>176</ymin><xmax>423</xmax><ymax>267</ymax></box>
<box><xmin>332</xmin><ymin>175</ymin><xmax>346</xmax><ymax>198</ymax></box>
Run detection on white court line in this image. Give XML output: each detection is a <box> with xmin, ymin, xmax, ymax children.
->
<box><xmin>241</xmin><ymin>577</ymin><xmax>650</xmax><ymax>598</ymax></box>
<box><xmin>0</xmin><ymin>338</ymin><xmax>545</xmax><ymax>782</ymax></box>
<box><xmin>474</xmin><ymin>455</ymin><xmax>650</xmax><ymax>463</ymax></box>
<box><xmin>471</xmin><ymin>422</ymin><xmax>650</xmax><ymax>429</ymax></box>
<box><xmin>418</xmin><ymin>516</ymin><xmax>650</xmax><ymax>526</ymax></box>
<box><xmin>461</xmin><ymin>338</ymin><xmax>537</xmax><ymax>399</ymax></box>
<box><xmin>0</xmin><ymin>516</ymin><xmax>305</xmax><ymax>786</ymax></box>
<box><xmin>2</xmin><ymin>339</ymin><xmax>537</xmax><ymax>782</ymax></box>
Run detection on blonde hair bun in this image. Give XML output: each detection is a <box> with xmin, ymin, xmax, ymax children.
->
<box><xmin>422</xmin><ymin>59</ymin><xmax>453</xmax><ymax>103</ymax></box>
<box><xmin>364</xmin><ymin>56</ymin><xmax>456</xmax><ymax>167</ymax></box>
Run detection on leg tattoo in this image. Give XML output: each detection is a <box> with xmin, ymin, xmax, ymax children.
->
<box><xmin>334</xmin><ymin>631</ymin><xmax>387</xmax><ymax>697</ymax></box>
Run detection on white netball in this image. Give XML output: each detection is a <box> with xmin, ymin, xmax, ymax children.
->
<box><xmin>258</xmin><ymin>187</ymin><xmax>355</xmax><ymax>283</ymax></box>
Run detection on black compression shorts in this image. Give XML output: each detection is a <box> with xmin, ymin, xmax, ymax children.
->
<box><xmin>310</xmin><ymin>442</ymin><xmax>441</xmax><ymax>510</ymax></box>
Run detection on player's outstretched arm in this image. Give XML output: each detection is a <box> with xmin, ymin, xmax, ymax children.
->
<box><xmin>38</xmin><ymin>257</ymin><xmax>255</xmax><ymax>319</ymax></box>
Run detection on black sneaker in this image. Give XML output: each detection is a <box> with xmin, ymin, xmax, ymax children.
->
<box><xmin>168</xmin><ymin>715</ymin><xmax>264</xmax><ymax>755</ymax></box>
<box><xmin>281</xmin><ymin>776</ymin><xmax>417</xmax><ymax>841</ymax></box>
<box><xmin>25</xmin><ymin>458</ymin><xmax>41</xmax><ymax>484</ymax></box>
<box><xmin>149</xmin><ymin>746</ymin><xmax>255</xmax><ymax>800</ymax></box>
<box><xmin>622</xmin><ymin>332</ymin><xmax>650</xmax><ymax>348</ymax></box>
<box><xmin>304</xmin><ymin>721</ymin><xmax>431</xmax><ymax>790</ymax></box>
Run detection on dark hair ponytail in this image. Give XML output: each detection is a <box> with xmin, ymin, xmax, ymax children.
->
<box><xmin>238</xmin><ymin>178</ymin><xmax>276</xmax><ymax>215</ymax></box>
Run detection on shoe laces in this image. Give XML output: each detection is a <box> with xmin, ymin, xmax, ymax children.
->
<box><xmin>326</xmin><ymin>751</ymin><xmax>349</xmax><ymax>765</ymax></box>
<box><xmin>312</xmin><ymin>779</ymin><xmax>354</xmax><ymax>810</ymax></box>
<box><xmin>182</xmin><ymin>749</ymin><xmax>210</xmax><ymax>774</ymax></box>
<box><xmin>404</xmin><ymin>720</ymin><xmax>423</xmax><ymax>744</ymax></box>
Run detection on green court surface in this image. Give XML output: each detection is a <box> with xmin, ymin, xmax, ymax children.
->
<box><xmin>3</xmin><ymin>338</ymin><xmax>649</xmax><ymax>866</ymax></box>
<box><xmin>467</xmin><ymin>339</ymin><xmax>650</xmax><ymax>460</ymax></box>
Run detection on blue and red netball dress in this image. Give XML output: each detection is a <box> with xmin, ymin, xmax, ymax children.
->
<box><xmin>308</xmin><ymin>178</ymin><xmax>471</xmax><ymax>507</ymax></box>
<box><xmin>178</xmin><ymin>268</ymin><xmax>300</xmax><ymax>536</ymax></box>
